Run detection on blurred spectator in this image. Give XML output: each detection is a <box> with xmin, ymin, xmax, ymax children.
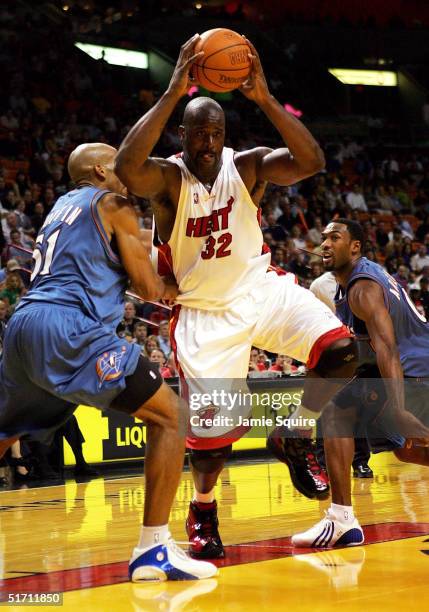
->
<box><xmin>31</xmin><ymin>202</ymin><xmax>46</xmax><ymax>234</ymax></box>
<box><xmin>15</xmin><ymin>200</ymin><xmax>34</xmax><ymax>235</ymax></box>
<box><xmin>375</xmin><ymin>221</ymin><xmax>389</xmax><ymax>252</ymax></box>
<box><xmin>0</xmin><ymin>272</ymin><xmax>24</xmax><ymax>306</ymax></box>
<box><xmin>401</xmin><ymin>243</ymin><xmax>413</xmax><ymax>266</ymax></box>
<box><xmin>272</xmin><ymin>247</ymin><xmax>288</xmax><ymax>269</ymax></box>
<box><xmin>157</xmin><ymin>320</ymin><xmax>171</xmax><ymax>356</ymax></box>
<box><xmin>290</xmin><ymin>225</ymin><xmax>306</xmax><ymax>250</ymax></box>
<box><xmin>385</xmin><ymin>228</ymin><xmax>404</xmax><ymax>258</ymax></box>
<box><xmin>270</xmin><ymin>354</ymin><xmax>298</xmax><ymax>375</ymax></box>
<box><xmin>382</xmin><ymin>153</ymin><xmax>400</xmax><ymax>181</ymax></box>
<box><xmin>374</xmin><ymin>186</ymin><xmax>390</xmax><ymax>213</ymax></box>
<box><xmin>263</xmin><ymin>212</ymin><xmax>288</xmax><ymax>241</ymax></box>
<box><xmin>411</xmin><ymin>245</ymin><xmax>429</xmax><ymax>272</ymax></box>
<box><xmin>248</xmin><ymin>347</ymin><xmax>266</xmax><ymax>373</ymax></box>
<box><xmin>393</xmin><ymin>265</ymin><xmax>409</xmax><ymax>291</ymax></box>
<box><xmin>256</xmin><ymin>351</ymin><xmax>270</xmax><ymax>370</ymax></box>
<box><xmin>145</xmin><ymin>334</ymin><xmax>160</xmax><ymax>356</ymax></box>
<box><xmin>2</xmin><ymin>211</ymin><xmax>19</xmax><ymax>243</ymax></box>
<box><xmin>117</xmin><ymin>301</ymin><xmax>140</xmax><ymax>338</ymax></box>
<box><xmin>149</xmin><ymin>348</ymin><xmax>172</xmax><ymax>378</ymax></box>
<box><xmin>346</xmin><ymin>184</ymin><xmax>367</xmax><ymax>212</ymax></box>
<box><xmin>7</xmin><ymin>229</ymin><xmax>33</xmax><ymax>264</ymax></box>
<box><xmin>416</xmin><ymin>215</ymin><xmax>429</xmax><ymax>242</ymax></box>
<box><xmin>397</xmin><ymin>214</ymin><xmax>414</xmax><ymax>239</ymax></box>
<box><xmin>307</xmin><ymin>217</ymin><xmax>324</xmax><ymax>246</ymax></box>
<box><xmin>133</xmin><ymin>321</ymin><xmax>148</xmax><ymax>348</ymax></box>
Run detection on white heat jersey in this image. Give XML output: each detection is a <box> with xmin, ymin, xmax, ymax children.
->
<box><xmin>166</xmin><ymin>147</ymin><xmax>270</xmax><ymax>310</ymax></box>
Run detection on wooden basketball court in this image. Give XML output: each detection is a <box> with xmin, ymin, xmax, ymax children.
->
<box><xmin>1</xmin><ymin>453</ymin><xmax>428</xmax><ymax>610</ymax></box>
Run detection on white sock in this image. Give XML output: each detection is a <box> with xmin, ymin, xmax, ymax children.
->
<box><xmin>288</xmin><ymin>404</ymin><xmax>321</xmax><ymax>430</ymax></box>
<box><xmin>330</xmin><ymin>503</ymin><xmax>355</xmax><ymax>524</ymax></box>
<box><xmin>193</xmin><ymin>488</ymin><xmax>215</xmax><ymax>504</ymax></box>
<box><xmin>138</xmin><ymin>524</ymin><xmax>169</xmax><ymax>549</ymax></box>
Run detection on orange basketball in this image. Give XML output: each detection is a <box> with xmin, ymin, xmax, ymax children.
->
<box><xmin>192</xmin><ymin>28</ymin><xmax>251</xmax><ymax>93</ymax></box>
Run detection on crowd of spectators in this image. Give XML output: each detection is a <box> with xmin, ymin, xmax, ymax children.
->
<box><xmin>258</xmin><ymin>143</ymin><xmax>429</xmax><ymax>321</ymax></box>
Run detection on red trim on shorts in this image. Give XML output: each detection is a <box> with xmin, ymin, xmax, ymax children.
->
<box><xmin>186</xmin><ymin>426</ymin><xmax>250</xmax><ymax>450</ymax></box>
<box><xmin>306</xmin><ymin>324</ymin><xmax>352</xmax><ymax>370</ymax></box>
<box><xmin>157</xmin><ymin>243</ymin><xmax>174</xmax><ymax>276</ymax></box>
<box><xmin>169</xmin><ymin>304</ymin><xmax>182</xmax><ymax>372</ymax></box>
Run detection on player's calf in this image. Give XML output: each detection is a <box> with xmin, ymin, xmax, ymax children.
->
<box><xmin>186</xmin><ymin>446</ymin><xmax>231</xmax><ymax>559</ymax></box>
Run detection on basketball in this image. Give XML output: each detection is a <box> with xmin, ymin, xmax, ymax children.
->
<box><xmin>192</xmin><ymin>28</ymin><xmax>251</xmax><ymax>93</ymax></box>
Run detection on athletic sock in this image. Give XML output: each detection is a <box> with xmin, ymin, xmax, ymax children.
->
<box><xmin>330</xmin><ymin>503</ymin><xmax>355</xmax><ymax>524</ymax></box>
<box><xmin>138</xmin><ymin>524</ymin><xmax>169</xmax><ymax>549</ymax></box>
<box><xmin>193</xmin><ymin>488</ymin><xmax>215</xmax><ymax>504</ymax></box>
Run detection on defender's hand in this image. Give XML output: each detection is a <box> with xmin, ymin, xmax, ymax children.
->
<box><xmin>161</xmin><ymin>277</ymin><xmax>179</xmax><ymax>306</ymax></box>
<box><xmin>167</xmin><ymin>34</ymin><xmax>204</xmax><ymax>98</ymax></box>
<box><xmin>239</xmin><ymin>37</ymin><xmax>270</xmax><ymax>103</ymax></box>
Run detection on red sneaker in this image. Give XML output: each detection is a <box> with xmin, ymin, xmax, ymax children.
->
<box><xmin>186</xmin><ymin>500</ymin><xmax>225</xmax><ymax>559</ymax></box>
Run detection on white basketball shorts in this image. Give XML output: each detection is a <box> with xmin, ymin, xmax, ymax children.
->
<box><xmin>170</xmin><ymin>271</ymin><xmax>350</xmax><ymax>449</ymax></box>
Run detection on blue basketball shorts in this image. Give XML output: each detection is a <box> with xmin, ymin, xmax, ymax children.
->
<box><xmin>0</xmin><ymin>302</ymin><xmax>143</xmax><ymax>440</ymax></box>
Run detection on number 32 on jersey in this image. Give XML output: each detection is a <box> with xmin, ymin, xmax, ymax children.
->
<box><xmin>201</xmin><ymin>232</ymin><xmax>232</xmax><ymax>260</ymax></box>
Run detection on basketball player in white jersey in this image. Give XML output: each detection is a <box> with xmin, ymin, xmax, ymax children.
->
<box><xmin>115</xmin><ymin>34</ymin><xmax>359</xmax><ymax>558</ymax></box>
<box><xmin>310</xmin><ymin>271</ymin><xmax>337</xmax><ymax>312</ymax></box>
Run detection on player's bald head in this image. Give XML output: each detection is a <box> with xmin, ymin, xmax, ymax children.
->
<box><xmin>182</xmin><ymin>97</ymin><xmax>224</xmax><ymax>127</ymax></box>
<box><xmin>67</xmin><ymin>143</ymin><xmax>117</xmax><ymax>183</ymax></box>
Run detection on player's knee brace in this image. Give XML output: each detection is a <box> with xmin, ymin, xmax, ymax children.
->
<box><xmin>189</xmin><ymin>445</ymin><xmax>232</xmax><ymax>474</ymax></box>
<box><xmin>110</xmin><ymin>356</ymin><xmax>163</xmax><ymax>414</ymax></box>
<box><xmin>313</xmin><ymin>338</ymin><xmax>358</xmax><ymax>378</ymax></box>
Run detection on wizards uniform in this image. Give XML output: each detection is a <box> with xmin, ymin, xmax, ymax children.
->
<box><xmin>334</xmin><ymin>257</ymin><xmax>429</xmax><ymax>448</ymax></box>
<box><xmin>0</xmin><ymin>185</ymin><xmax>160</xmax><ymax>441</ymax></box>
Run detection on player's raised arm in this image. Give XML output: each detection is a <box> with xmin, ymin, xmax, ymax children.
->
<box><xmin>115</xmin><ymin>35</ymin><xmax>203</xmax><ymax>198</ymax></box>
<box><xmin>99</xmin><ymin>193</ymin><xmax>176</xmax><ymax>302</ymax></box>
<box><xmin>239</xmin><ymin>38</ymin><xmax>325</xmax><ymax>185</ymax></box>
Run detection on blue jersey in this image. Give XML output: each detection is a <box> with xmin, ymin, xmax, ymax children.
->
<box><xmin>335</xmin><ymin>257</ymin><xmax>429</xmax><ymax>377</ymax></box>
<box><xmin>18</xmin><ymin>185</ymin><xmax>128</xmax><ymax>330</ymax></box>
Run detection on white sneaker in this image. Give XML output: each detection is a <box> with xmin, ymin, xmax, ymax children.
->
<box><xmin>292</xmin><ymin>510</ymin><xmax>364</xmax><ymax>548</ymax></box>
<box><xmin>129</xmin><ymin>536</ymin><xmax>218</xmax><ymax>582</ymax></box>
